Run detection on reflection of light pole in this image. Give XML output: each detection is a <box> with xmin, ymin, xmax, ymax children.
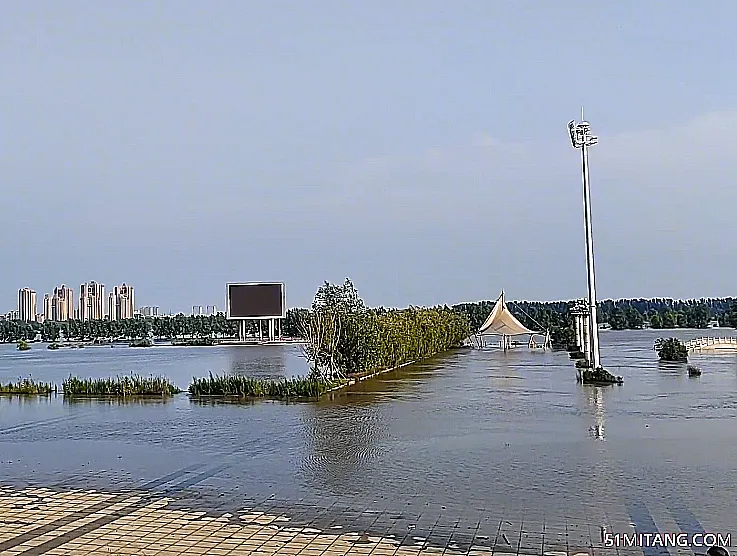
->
<box><xmin>568</xmin><ymin>114</ymin><xmax>601</xmax><ymax>370</ymax></box>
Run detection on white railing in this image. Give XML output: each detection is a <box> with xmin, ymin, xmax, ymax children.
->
<box><xmin>685</xmin><ymin>337</ymin><xmax>737</xmax><ymax>351</ymax></box>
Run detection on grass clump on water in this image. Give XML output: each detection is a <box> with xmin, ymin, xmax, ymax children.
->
<box><xmin>0</xmin><ymin>377</ymin><xmax>56</xmax><ymax>395</ymax></box>
<box><xmin>189</xmin><ymin>372</ymin><xmax>338</xmax><ymax>399</ymax></box>
<box><xmin>62</xmin><ymin>374</ymin><xmax>182</xmax><ymax>397</ymax></box>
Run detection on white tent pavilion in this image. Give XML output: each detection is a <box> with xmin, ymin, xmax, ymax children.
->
<box><xmin>474</xmin><ymin>291</ymin><xmax>551</xmax><ymax>350</ymax></box>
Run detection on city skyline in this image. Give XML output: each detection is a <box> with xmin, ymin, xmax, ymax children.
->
<box><xmin>10</xmin><ymin>281</ymin><xmax>138</xmax><ymax>322</ymax></box>
<box><xmin>7</xmin><ymin>279</ymin><xmax>226</xmax><ymax>320</ymax></box>
<box><xmin>7</xmin><ymin>276</ymin><xmax>736</xmax><ymax>323</ymax></box>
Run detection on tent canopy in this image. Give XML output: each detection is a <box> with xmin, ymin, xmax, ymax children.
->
<box><xmin>477</xmin><ymin>291</ymin><xmax>537</xmax><ymax>336</ymax></box>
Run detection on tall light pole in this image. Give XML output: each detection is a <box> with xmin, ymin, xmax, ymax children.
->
<box><xmin>568</xmin><ymin>114</ymin><xmax>601</xmax><ymax>370</ymax></box>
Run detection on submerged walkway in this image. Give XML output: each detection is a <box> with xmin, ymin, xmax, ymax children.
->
<box><xmin>0</xmin><ymin>484</ymin><xmax>642</xmax><ymax>556</ymax></box>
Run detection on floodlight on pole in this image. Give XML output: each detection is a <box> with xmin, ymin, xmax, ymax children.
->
<box><xmin>568</xmin><ymin>113</ymin><xmax>601</xmax><ymax>371</ymax></box>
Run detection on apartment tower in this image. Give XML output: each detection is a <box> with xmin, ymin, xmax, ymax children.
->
<box><xmin>51</xmin><ymin>285</ymin><xmax>74</xmax><ymax>321</ymax></box>
<box><xmin>80</xmin><ymin>281</ymin><xmax>106</xmax><ymax>321</ymax></box>
<box><xmin>17</xmin><ymin>288</ymin><xmax>37</xmax><ymax>322</ymax></box>
<box><xmin>108</xmin><ymin>283</ymin><xmax>135</xmax><ymax>321</ymax></box>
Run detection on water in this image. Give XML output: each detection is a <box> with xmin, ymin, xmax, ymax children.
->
<box><xmin>1</xmin><ymin>330</ymin><xmax>736</xmax><ymax>544</ymax></box>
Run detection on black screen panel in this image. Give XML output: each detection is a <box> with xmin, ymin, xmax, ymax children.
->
<box><xmin>228</xmin><ymin>284</ymin><xmax>284</xmax><ymax>318</ymax></box>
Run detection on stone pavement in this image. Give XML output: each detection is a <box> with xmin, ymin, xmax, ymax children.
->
<box><xmin>0</xmin><ymin>484</ymin><xmax>642</xmax><ymax>556</ymax></box>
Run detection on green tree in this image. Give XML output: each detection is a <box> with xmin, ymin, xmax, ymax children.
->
<box><xmin>725</xmin><ymin>301</ymin><xmax>737</xmax><ymax>328</ymax></box>
<box><xmin>609</xmin><ymin>308</ymin><xmax>627</xmax><ymax>330</ymax></box>
<box><xmin>662</xmin><ymin>311</ymin><xmax>678</xmax><ymax>328</ymax></box>
<box><xmin>654</xmin><ymin>337</ymin><xmax>688</xmax><ymax>362</ymax></box>
<box><xmin>624</xmin><ymin>307</ymin><xmax>644</xmax><ymax>329</ymax></box>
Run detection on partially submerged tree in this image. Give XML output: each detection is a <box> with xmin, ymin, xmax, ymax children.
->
<box><xmin>301</xmin><ymin>279</ymin><xmax>367</xmax><ymax>381</ymax></box>
<box><xmin>654</xmin><ymin>337</ymin><xmax>688</xmax><ymax>362</ymax></box>
<box><xmin>300</xmin><ymin>279</ymin><xmax>469</xmax><ymax>380</ymax></box>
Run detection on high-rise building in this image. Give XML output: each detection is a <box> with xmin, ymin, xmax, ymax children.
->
<box><xmin>43</xmin><ymin>294</ymin><xmax>52</xmax><ymax>321</ymax></box>
<box><xmin>192</xmin><ymin>306</ymin><xmax>204</xmax><ymax>316</ymax></box>
<box><xmin>206</xmin><ymin>305</ymin><xmax>217</xmax><ymax>315</ymax></box>
<box><xmin>18</xmin><ymin>288</ymin><xmax>37</xmax><ymax>321</ymax></box>
<box><xmin>50</xmin><ymin>285</ymin><xmax>74</xmax><ymax>321</ymax></box>
<box><xmin>108</xmin><ymin>283</ymin><xmax>135</xmax><ymax>321</ymax></box>
<box><xmin>80</xmin><ymin>281</ymin><xmax>106</xmax><ymax>321</ymax></box>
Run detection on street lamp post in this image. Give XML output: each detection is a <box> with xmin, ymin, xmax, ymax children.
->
<box><xmin>568</xmin><ymin>115</ymin><xmax>601</xmax><ymax>370</ymax></box>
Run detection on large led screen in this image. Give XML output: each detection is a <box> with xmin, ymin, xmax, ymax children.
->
<box><xmin>226</xmin><ymin>283</ymin><xmax>285</xmax><ymax>319</ymax></box>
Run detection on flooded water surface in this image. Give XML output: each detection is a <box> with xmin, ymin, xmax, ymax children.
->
<box><xmin>1</xmin><ymin>329</ymin><xmax>736</xmax><ymax>544</ymax></box>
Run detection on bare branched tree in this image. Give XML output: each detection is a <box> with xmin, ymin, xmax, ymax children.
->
<box><xmin>298</xmin><ymin>309</ymin><xmax>345</xmax><ymax>381</ymax></box>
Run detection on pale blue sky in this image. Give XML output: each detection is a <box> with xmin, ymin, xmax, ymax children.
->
<box><xmin>2</xmin><ymin>1</ymin><xmax>736</xmax><ymax>313</ymax></box>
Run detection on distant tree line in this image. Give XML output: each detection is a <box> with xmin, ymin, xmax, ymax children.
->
<box><xmin>4</xmin><ymin>297</ymin><xmax>737</xmax><ymax>346</ymax></box>
<box><xmin>0</xmin><ymin>311</ymin><xmax>307</xmax><ymax>343</ymax></box>
<box><xmin>452</xmin><ymin>297</ymin><xmax>737</xmax><ymax>349</ymax></box>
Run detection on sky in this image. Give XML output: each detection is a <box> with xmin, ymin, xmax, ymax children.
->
<box><xmin>2</xmin><ymin>1</ymin><xmax>737</xmax><ymax>313</ymax></box>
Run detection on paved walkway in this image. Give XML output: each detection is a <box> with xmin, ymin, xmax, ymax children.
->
<box><xmin>0</xmin><ymin>485</ymin><xmax>635</xmax><ymax>556</ymax></box>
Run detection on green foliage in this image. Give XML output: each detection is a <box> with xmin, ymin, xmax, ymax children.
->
<box><xmin>302</xmin><ymin>280</ymin><xmax>470</xmax><ymax>378</ymax></box>
<box><xmin>654</xmin><ymin>337</ymin><xmax>688</xmax><ymax>362</ymax></box>
<box><xmin>188</xmin><ymin>372</ymin><xmax>337</xmax><ymax>398</ymax></box>
<box><xmin>0</xmin><ymin>310</ymin><xmax>310</xmax><ymax>343</ymax></box>
<box><xmin>171</xmin><ymin>337</ymin><xmax>216</xmax><ymax>346</ymax></box>
<box><xmin>0</xmin><ymin>377</ymin><xmax>55</xmax><ymax>395</ymax></box>
<box><xmin>129</xmin><ymin>338</ymin><xmax>153</xmax><ymax>347</ymax></box>
<box><xmin>62</xmin><ymin>374</ymin><xmax>181</xmax><ymax>397</ymax></box>
<box><xmin>451</xmin><ymin>297</ymin><xmax>727</xmax><ymax>337</ymax></box>
<box><xmin>282</xmin><ymin>308</ymin><xmax>308</xmax><ymax>337</ymax></box>
<box><xmin>649</xmin><ymin>313</ymin><xmax>663</xmax><ymax>329</ymax></box>
<box><xmin>312</xmin><ymin>278</ymin><xmax>367</xmax><ymax>314</ymax></box>
<box><xmin>724</xmin><ymin>300</ymin><xmax>737</xmax><ymax>328</ymax></box>
<box><xmin>579</xmin><ymin>368</ymin><xmax>623</xmax><ymax>384</ymax></box>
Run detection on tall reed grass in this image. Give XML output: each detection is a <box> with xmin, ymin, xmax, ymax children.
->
<box><xmin>0</xmin><ymin>377</ymin><xmax>55</xmax><ymax>395</ymax></box>
<box><xmin>188</xmin><ymin>372</ymin><xmax>336</xmax><ymax>399</ymax></box>
<box><xmin>62</xmin><ymin>374</ymin><xmax>182</xmax><ymax>397</ymax></box>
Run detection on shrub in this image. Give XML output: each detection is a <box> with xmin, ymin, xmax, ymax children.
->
<box><xmin>687</xmin><ymin>364</ymin><xmax>702</xmax><ymax>377</ymax></box>
<box><xmin>654</xmin><ymin>337</ymin><xmax>688</xmax><ymax>362</ymax></box>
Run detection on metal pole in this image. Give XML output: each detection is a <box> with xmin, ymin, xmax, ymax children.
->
<box><xmin>581</xmin><ymin>142</ymin><xmax>601</xmax><ymax>369</ymax></box>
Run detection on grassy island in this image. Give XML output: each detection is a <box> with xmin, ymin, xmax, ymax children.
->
<box><xmin>0</xmin><ymin>378</ymin><xmax>56</xmax><ymax>395</ymax></box>
<box><xmin>189</xmin><ymin>373</ymin><xmax>338</xmax><ymax>399</ymax></box>
<box><xmin>62</xmin><ymin>374</ymin><xmax>181</xmax><ymax>397</ymax></box>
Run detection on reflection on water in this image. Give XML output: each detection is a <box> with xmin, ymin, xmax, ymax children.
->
<box><xmin>581</xmin><ymin>386</ymin><xmax>607</xmax><ymax>441</ymax></box>
<box><xmin>300</xmin><ymin>401</ymin><xmax>385</xmax><ymax>495</ymax></box>
<box><xmin>62</xmin><ymin>396</ymin><xmax>178</xmax><ymax>407</ymax></box>
<box><xmin>228</xmin><ymin>346</ymin><xmax>291</xmax><ymax>378</ymax></box>
<box><xmin>0</xmin><ymin>393</ymin><xmax>59</xmax><ymax>407</ymax></box>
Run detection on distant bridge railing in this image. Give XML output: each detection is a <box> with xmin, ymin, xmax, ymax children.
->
<box><xmin>685</xmin><ymin>337</ymin><xmax>737</xmax><ymax>352</ymax></box>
